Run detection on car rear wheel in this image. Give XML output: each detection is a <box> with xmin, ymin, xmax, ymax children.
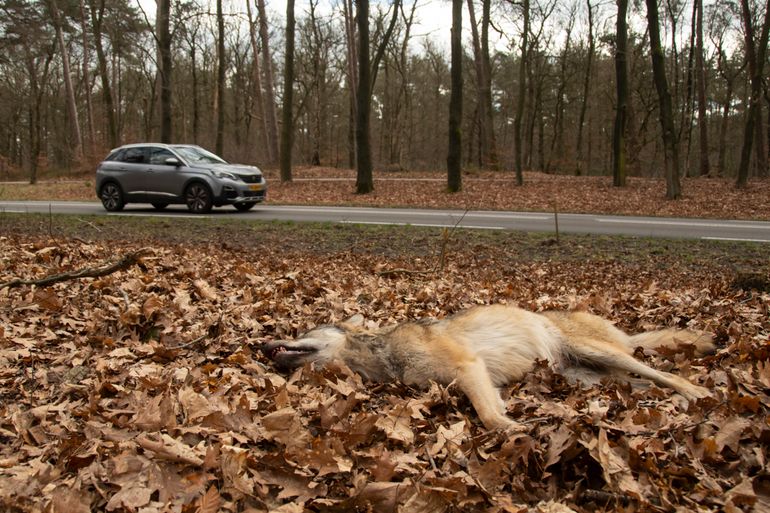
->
<box><xmin>185</xmin><ymin>183</ymin><xmax>213</xmax><ymax>213</ymax></box>
<box><xmin>151</xmin><ymin>202</ymin><xmax>169</xmax><ymax>210</ymax></box>
<box><xmin>100</xmin><ymin>182</ymin><xmax>125</xmax><ymax>212</ymax></box>
<box><xmin>234</xmin><ymin>201</ymin><xmax>257</xmax><ymax>212</ymax></box>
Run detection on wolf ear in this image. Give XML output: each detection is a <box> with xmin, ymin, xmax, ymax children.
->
<box><xmin>341</xmin><ymin>314</ymin><xmax>365</xmax><ymax>328</ymax></box>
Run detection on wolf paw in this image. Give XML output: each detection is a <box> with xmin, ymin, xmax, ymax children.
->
<box><xmin>486</xmin><ymin>416</ymin><xmax>528</xmax><ymax>434</ymax></box>
<box><xmin>680</xmin><ymin>383</ymin><xmax>711</xmax><ymax>401</ymax></box>
<box><xmin>690</xmin><ymin>385</ymin><xmax>711</xmax><ymax>400</ymax></box>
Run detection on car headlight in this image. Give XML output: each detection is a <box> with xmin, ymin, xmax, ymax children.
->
<box><xmin>213</xmin><ymin>170</ymin><xmax>238</xmax><ymax>181</ymax></box>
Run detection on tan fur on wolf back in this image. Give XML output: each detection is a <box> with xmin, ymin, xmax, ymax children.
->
<box><xmin>263</xmin><ymin>305</ymin><xmax>714</xmax><ymax>431</ymax></box>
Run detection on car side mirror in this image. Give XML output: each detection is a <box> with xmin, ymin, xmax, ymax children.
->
<box><xmin>165</xmin><ymin>157</ymin><xmax>181</xmax><ymax>167</ymax></box>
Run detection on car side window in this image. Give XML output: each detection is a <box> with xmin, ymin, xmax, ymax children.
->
<box><xmin>106</xmin><ymin>149</ymin><xmax>124</xmax><ymax>161</ymax></box>
<box><xmin>149</xmin><ymin>148</ymin><xmax>177</xmax><ymax>165</ymax></box>
<box><xmin>121</xmin><ymin>147</ymin><xmax>146</xmax><ymax>164</ymax></box>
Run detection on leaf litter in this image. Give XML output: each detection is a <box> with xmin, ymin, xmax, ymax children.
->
<box><xmin>0</xmin><ymin>227</ymin><xmax>768</xmax><ymax>513</ymax></box>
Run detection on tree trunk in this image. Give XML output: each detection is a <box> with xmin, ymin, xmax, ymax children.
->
<box><xmin>343</xmin><ymin>0</ymin><xmax>358</xmax><ymax>168</ymax></box>
<box><xmin>467</xmin><ymin>0</ymin><xmax>498</xmax><ymax>170</ymax></box>
<box><xmin>695</xmin><ymin>0</ymin><xmax>710</xmax><ymax>176</ymax></box>
<box><xmin>215</xmin><ymin>0</ymin><xmax>226</xmax><ymax>155</ymax></box>
<box><xmin>48</xmin><ymin>0</ymin><xmax>83</xmax><ymax>164</ymax></box>
<box><xmin>257</xmin><ymin>0</ymin><xmax>280</xmax><ymax>165</ymax></box>
<box><xmin>354</xmin><ymin>0</ymin><xmax>399</xmax><ymax>193</ymax></box>
<box><xmin>736</xmin><ymin>0</ymin><xmax>770</xmax><ymax>188</ymax></box>
<box><xmin>280</xmin><ymin>0</ymin><xmax>296</xmax><ymax>182</ymax></box>
<box><xmin>645</xmin><ymin>0</ymin><xmax>682</xmax><ymax>199</ymax></box>
<box><xmin>309</xmin><ymin>0</ymin><xmax>323</xmax><ymax>166</ymax></box>
<box><xmin>612</xmin><ymin>0</ymin><xmax>628</xmax><ymax>187</ymax></box>
<box><xmin>89</xmin><ymin>0</ymin><xmax>118</xmax><ymax>148</ymax></box>
<box><xmin>576</xmin><ymin>0</ymin><xmax>594</xmax><ymax>176</ymax></box>
<box><xmin>246</xmin><ymin>0</ymin><xmax>269</xmax><ymax>161</ymax></box>
<box><xmin>78</xmin><ymin>0</ymin><xmax>95</xmax><ymax>155</ymax></box>
<box><xmin>158</xmin><ymin>0</ymin><xmax>173</xmax><ymax>143</ymax></box>
<box><xmin>513</xmin><ymin>0</ymin><xmax>529</xmax><ymax>185</ymax></box>
<box><xmin>447</xmin><ymin>0</ymin><xmax>463</xmax><ymax>192</ymax></box>
<box><xmin>355</xmin><ymin>0</ymin><xmax>373</xmax><ymax>193</ymax></box>
<box><xmin>157</xmin><ymin>0</ymin><xmax>172</xmax><ymax>143</ymax></box>
<box><xmin>549</xmin><ymin>10</ymin><xmax>573</xmax><ymax>172</ymax></box>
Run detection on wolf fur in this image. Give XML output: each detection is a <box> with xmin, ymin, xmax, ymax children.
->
<box><xmin>262</xmin><ymin>305</ymin><xmax>713</xmax><ymax>431</ymax></box>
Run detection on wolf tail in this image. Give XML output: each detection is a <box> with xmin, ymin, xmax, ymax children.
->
<box><xmin>627</xmin><ymin>328</ymin><xmax>716</xmax><ymax>356</ymax></box>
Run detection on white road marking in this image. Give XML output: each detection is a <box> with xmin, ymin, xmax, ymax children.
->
<box><xmin>266</xmin><ymin>205</ymin><xmax>550</xmax><ymax>220</ymax></box>
<box><xmin>339</xmin><ymin>220</ymin><xmax>504</xmax><ymax>230</ymax></box>
<box><xmin>701</xmin><ymin>236</ymin><xmax>770</xmax><ymax>243</ymax></box>
<box><xmin>596</xmin><ymin>218</ymin><xmax>770</xmax><ymax>230</ymax></box>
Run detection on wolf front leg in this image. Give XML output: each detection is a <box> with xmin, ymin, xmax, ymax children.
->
<box><xmin>454</xmin><ymin>358</ymin><xmax>521</xmax><ymax>431</ymax></box>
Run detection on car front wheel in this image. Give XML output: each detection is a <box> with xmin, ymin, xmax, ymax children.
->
<box><xmin>185</xmin><ymin>183</ymin><xmax>213</xmax><ymax>213</ymax></box>
<box><xmin>100</xmin><ymin>183</ymin><xmax>125</xmax><ymax>212</ymax></box>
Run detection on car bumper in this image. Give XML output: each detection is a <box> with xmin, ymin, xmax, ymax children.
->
<box><xmin>213</xmin><ymin>181</ymin><xmax>266</xmax><ymax>204</ymax></box>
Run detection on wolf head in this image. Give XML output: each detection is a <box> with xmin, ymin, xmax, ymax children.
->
<box><xmin>261</xmin><ymin>315</ymin><xmax>365</xmax><ymax>371</ymax></box>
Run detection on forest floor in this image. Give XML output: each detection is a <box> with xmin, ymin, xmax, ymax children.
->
<box><xmin>1</xmin><ymin>166</ymin><xmax>769</xmax><ymax>220</ymax></box>
<box><xmin>1</xmin><ymin>214</ymin><xmax>769</xmax><ymax>512</ymax></box>
<box><xmin>1</xmin><ymin>170</ymin><xmax>769</xmax><ymax>512</ymax></box>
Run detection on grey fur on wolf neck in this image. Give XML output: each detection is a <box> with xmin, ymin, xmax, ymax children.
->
<box><xmin>335</xmin><ymin>323</ymin><xmax>429</xmax><ymax>382</ymax></box>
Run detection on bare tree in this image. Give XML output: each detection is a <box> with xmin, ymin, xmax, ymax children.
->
<box><xmin>245</xmin><ymin>0</ymin><xmax>269</xmax><ymax>159</ymax></box>
<box><xmin>695</xmin><ymin>0</ymin><xmax>710</xmax><ymax>176</ymax></box>
<box><xmin>513</xmin><ymin>0</ymin><xmax>529</xmax><ymax>186</ymax></box>
<box><xmin>355</xmin><ymin>0</ymin><xmax>400</xmax><ymax>194</ymax></box>
<box><xmin>342</xmin><ymin>0</ymin><xmax>358</xmax><ymax>168</ymax></box>
<box><xmin>78</xmin><ymin>0</ymin><xmax>95</xmax><ymax>154</ymax></box>
<box><xmin>355</xmin><ymin>0</ymin><xmax>374</xmax><ymax>193</ymax></box>
<box><xmin>447</xmin><ymin>0</ymin><xmax>462</xmax><ymax>192</ymax></box>
<box><xmin>157</xmin><ymin>0</ymin><xmax>172</xmax><ymax>143</ymax></box>
<box><xmin>576</xmin><ymin>0</ymin><xmax>594</xmax><ymax>176</ymax></box>
<box><xmin>467</xmin><ymin>0</ymin><xmax>498</xmax><ymax>170</ymax></box>
<box><xmin>280</xmin><ymin>0</ymin><xmax>296</xmax><ymax>181</ymax></box>
<box><xmin>613</xmin><ymin>0</ymin><xmax>628</xmax><ymax>187</ymax></box>
<box><xmin>257</xmin><ymin>0</ymin><xmax>280</xmax><ymax>164</ymax></box>
<box><xmin>88</xmin><ymin>0</ymin><xmax>118</xmax><ymax>148</ymax></box>
<box><xmin>47</xmin><ymin>0</ymin><xmax>83</xmax><ymax>162</ymax></box>
<box><xmin>736</xmin><ymin>0</ymin><xmax>770</xmax><ymax>187</ymax></box>
<box><xmin>645</xmin><ymin>0</ymin><xmax>682</xmax><ymax>199</ymax></box>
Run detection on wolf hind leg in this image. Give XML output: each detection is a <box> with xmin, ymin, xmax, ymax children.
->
<box><xmin>566</xmin><ymin>337</ymin><xmax>710</xmax><ymax>400</ymax></box>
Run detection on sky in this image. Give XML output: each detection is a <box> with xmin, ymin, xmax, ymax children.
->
<box><xmin>135</xmin><ymin>0</ymin><xmax>505</xmax><ymax>55</ymax></box>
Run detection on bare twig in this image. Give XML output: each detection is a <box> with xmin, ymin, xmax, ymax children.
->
<box><xmin>77</xmin><ymin>217</ymin><xmax>103</xmax><ymax>232</ymax></box>
<box><xmin>164</xmin><ymin>334</ymin><xmax>207</xmax><ymax>350</ymax></box>
<box><xmin>0</xmin><ymin>247</ymin><xmax>153</xmax><ymax>290</ymax></box>
<box><xmin>378</xmin><ymin>209</ymin><xmax>470</xmax><ymax>277</ymax></box>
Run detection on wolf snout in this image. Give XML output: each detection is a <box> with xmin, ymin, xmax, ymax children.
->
<box><xmin>260</xmin><ymin>341</ymin><xmax>317</xmax><ymax>365</ymax></box>
<box><xmin>260</xmin><ymin>341</ymin><xmax>286</xmax><ymax>360</ymax></box>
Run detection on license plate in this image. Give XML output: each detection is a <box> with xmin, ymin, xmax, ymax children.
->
<box><xmin>248</xmin><ymin>184</ymin><xmax>263</xmax><ymax>191</ymax></box>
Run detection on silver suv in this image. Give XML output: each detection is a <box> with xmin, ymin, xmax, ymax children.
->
<box><xmin>95</xmin><ymin>143</ymin><xmax>267</xmax><ymax>213</ymax></box>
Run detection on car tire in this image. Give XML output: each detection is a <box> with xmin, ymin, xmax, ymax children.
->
<box><xmin>185</xmin><ymin>183</ymin><xmax>213</xmax><ymax>213</ymax></box>
<box><xmin>151</xmin><ymin>202</ymin><xmax>169</xmax><ymax>210</ymax></box>
<box><xmin>234</xmin><ymin>202</ymin><xmax>257</xmax><ymax>212</ymax></box>
<box><xmin>100</xmin><ymin>182</ymin><xmax>125</xmax><ymax>212</ymax></box>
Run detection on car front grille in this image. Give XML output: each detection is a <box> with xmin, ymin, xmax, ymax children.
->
<box><xmin>241</xmin><ymin>175</ymin><xmax>262</xmax><ymax>184</ymax></box>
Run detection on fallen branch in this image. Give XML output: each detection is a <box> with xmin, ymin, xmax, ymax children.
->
<box><xmin>0</xmin><ymin>247</ymin><xmax>153</xmax><ymax>290</ymax></box>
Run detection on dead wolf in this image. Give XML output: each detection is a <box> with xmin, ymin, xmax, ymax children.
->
<box><xmin>262</xmin><ymin>305</ymin><xmax>713</xmax><ymax>431</ymax></box>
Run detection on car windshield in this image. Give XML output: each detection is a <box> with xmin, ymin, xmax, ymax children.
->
<box><xmin>172</xmin><ymin>146</ymin><xmax>228</xmax><ymax>165</ymax></box>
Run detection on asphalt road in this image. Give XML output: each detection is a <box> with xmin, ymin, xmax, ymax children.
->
<box><xmin>1</xmin><ymin>200</ymin><xmax>769</xmax><ymax>242</ymax></box>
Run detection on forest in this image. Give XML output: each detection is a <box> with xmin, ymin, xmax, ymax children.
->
<box><xmin>0</xmin><ymin>0</ymin><xmax>769</xmax><ymax>197</ymax></box>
